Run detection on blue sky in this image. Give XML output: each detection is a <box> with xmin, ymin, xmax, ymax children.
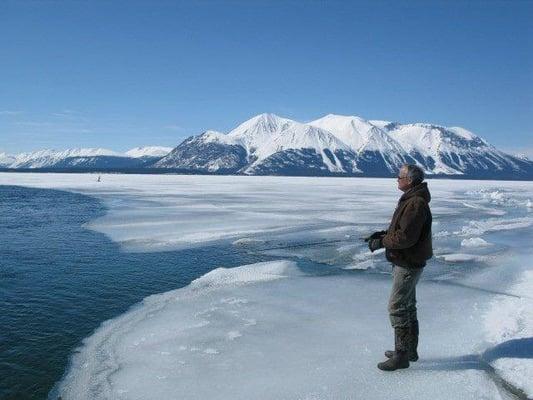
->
<box><xmin>1</xmin><ymin>0</ymin><xmax>532</xmax><ymax>156</ymax></box>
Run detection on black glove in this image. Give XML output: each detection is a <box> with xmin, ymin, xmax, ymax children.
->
<box><xmin>364</xmin><ymin>230</ymin><xmax>387</xmax><ymax>242</ymax></box>
<box><xmin>368</xmin><ymin>238</ymin><xmax>383</xmax><ymax>253</ymax></box>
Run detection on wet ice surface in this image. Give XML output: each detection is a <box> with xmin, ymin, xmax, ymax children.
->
<box><xmin>0</xmin><ymin>173</ymin><xmax>532</xmax><ymax>399</ymax></box>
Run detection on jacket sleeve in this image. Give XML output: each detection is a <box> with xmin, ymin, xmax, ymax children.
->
<box><xmin>382</xmin><ymin>199</ymin><xmax>427</xmax><ymax>250</ymax></box>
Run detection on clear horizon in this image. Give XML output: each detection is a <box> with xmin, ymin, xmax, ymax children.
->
<box><xmin>1</xmin><ymin>1</ymin><xmax>532</xmax><ymax>157</ymax></box>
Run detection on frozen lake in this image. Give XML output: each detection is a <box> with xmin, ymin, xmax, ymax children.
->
<box><xmin>0</xmin><ymin>173</ymin><xmax>531</xmax><ymax>400</ymax></box>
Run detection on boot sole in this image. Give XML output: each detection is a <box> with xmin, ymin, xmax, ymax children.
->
<box><xmin>377</xmin><ymin>363</ymin><xmax>410</xmax><ymax>371</ymax></box>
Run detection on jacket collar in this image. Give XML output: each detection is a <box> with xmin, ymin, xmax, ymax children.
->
<box><xmin>399</xmin><ymin>182</ymin><xmax>431</xmax><ymax>203</ymax></box>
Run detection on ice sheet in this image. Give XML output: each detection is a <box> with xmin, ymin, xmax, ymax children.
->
<box><xmin>1</xmin><ymin>173</ymin><xmax>532</xmax><ymax>399</ymax></box>
<box><xmin>55</xmin><ymin>260</ymin><xmax>513</xmax><ymax>400</ymax></box>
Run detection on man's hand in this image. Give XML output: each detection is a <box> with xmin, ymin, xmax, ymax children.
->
<box><xmin>368</xmin><ymin>238</ymin><xmax>383</xmax><ymax>253</ymax></box>
<box><xmin>364</xmin><ymin>230</ymin><xmax>387</xmax><ymax>243</ymax></box>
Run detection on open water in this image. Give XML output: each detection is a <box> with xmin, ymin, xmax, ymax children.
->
<box><xmin>0</xmin><ymin>185</ymin><xmax>271</xmax><ymax>400</ymax></box>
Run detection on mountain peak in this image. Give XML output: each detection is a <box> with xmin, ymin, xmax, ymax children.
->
<box><xmin>234</xmin><ymin>113</ymin><xmax>293</xmax><ymax>131</ymax></box>
<box><xmin>227</xmin><ymin>113</ymin><xmax>296</xmax><ymax>152</ymax></box>
<box><xmin>309</xmin><ymin>114</ymin><xmax>384</xmax><ymax>151</ymax></box>
<box><xmin>252</xmin><ymin>112</ymin><xmax>285</xmax><ymax>121</ymax></box>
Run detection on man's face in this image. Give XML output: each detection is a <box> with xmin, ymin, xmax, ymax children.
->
<box><xmin>397</xmin><ymin>167</ymin><xmax>412</xmax><ymax>192</ymax></box>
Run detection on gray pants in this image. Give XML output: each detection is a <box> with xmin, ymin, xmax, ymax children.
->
<box><xmin>388</xmin><ymin>265</ymin><xmax>423</xmax><ymax>328</ymax></box>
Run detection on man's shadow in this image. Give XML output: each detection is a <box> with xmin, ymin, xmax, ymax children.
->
<box><xmin>414</xmin><ymin>337</ymin><xmax>533</xmax><ymax>372</ymax></box>
<box><xmin>413</xmin><ymin>337</ymin><xmax>533</xmax><ymax>399</ymax></box>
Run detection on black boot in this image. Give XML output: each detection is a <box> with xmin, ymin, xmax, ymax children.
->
<box><xmin>410</xmin><ymin>320</ymin><xmax>419</xmax><ymax>361</ymax></box>
<box><xmin>384</xmin><ymin>320</ymin><xmax>419</xmax><ymax>362</ymax></box>
<box><xmin>378</xmin><ymin>327</ymin><xmax>410</xmax><ymax>371</ymax></box>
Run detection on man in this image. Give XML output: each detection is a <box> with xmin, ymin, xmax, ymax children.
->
<box><xmin>366</xmin><ymin>164</ymin><xmax>433</xmax><ymax>371</ymax></box>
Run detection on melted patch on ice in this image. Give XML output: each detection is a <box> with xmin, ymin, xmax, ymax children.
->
<box><xmin>231</xmin><ymin>237</ymin><xmax>266</xmax><ymax>246</ymax></box>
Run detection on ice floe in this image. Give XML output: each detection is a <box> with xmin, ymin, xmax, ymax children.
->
<box><xmin>461</xmin><ymin>237</ymin><xmax>491</xmax><ymax>247</ymax></box>
<box><xmin>53</xmin><ymin>260</ymin><xmax>515</xmax><ymax>400</ymax></box>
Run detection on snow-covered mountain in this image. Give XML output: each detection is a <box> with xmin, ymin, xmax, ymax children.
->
<box><xmin>8</xmin><ymin>148</ymin><xmax>121</xmax><ymax>169</ymax></box>
<box><xmin>245</xmin><ymin>121</ymin><xmax>358</xmax><ymax>175</ymax></box>
<box><xmin>154</xmin><ymin>113</ymin><xmax>533</xmax><ymax>179</ymax></box>
<box><xmin>3</xmin><ymin>114</ymin><xmax>532</xmax><ymax>179</ymax></box>
<box><xmin>225</xmin><ymin>113</ymin><xmax>295</xmax><ymax>156</ymax></box>
<box><xmin>155</xmin><ymin>114</ymin><xmax>359</xmax><ymax>175</ymax></box>
<box><xmin>2</xmin><ymin>148</ymin><xmax>149</xmax><ymax>169</ymax></box>
<box><xmin>381</xmin><ymin>122</ymin><xmax>529</xmax><ymax>177</ymax></box>
<box><xmin>309</xmin><ymin>115</ymin><xmax>415</xmax><ymax>175</ymax></box>
<box><xmin>125</xmin><ymin>146</ymin><xmax>173</xmax><ymax>158</ymax></box>
<box><xmin>0</xmin><ymin>146</ymin><xmax>172</xmax><ymax>169</ymax></box>
<box><xmin>0</xmin><ymin>152</ymin><xmax>15</xmax><ymax>167</ymax></box>
<box><xmin>154</xmin><ymin>130</ymin><xmax>248</xmax><ymax>172</ymax></box>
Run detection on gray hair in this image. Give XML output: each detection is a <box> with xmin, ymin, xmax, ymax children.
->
<box><xmin>402</xmin><ymin>164</ymin><xmax>425</xmax><ymax>185</ymax></box>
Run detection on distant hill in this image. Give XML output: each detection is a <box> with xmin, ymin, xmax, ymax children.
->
<box><xmin>1</xmin><ymin>146</ymin><xmax>172</xmax><ymax>170</ymax></box>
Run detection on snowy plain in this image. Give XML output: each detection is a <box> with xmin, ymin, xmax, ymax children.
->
<box><xmin>0</xmin><ymin>173</ymin><xmax>532</xmax><ymax>400</ymax></box>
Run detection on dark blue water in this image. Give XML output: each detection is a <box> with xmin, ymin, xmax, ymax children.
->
<box><xmin>0</xmin><ymin>186</ymin><xmax>271</xmax><ymax>400</ymax></box>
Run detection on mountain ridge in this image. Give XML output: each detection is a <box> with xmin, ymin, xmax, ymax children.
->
<box><xmin>2</xmin><ymin>114</ymin><xmax>532</xmax><ymax>180</ymax></box>
<box><xmin>1</xmin><ymin>146</ymin><xmax>173</xmax><ymax>169</ymax></box>
<box><xmin>154</xmin><ymin>113</ymin><xmax>532</xmax><ymax>179</ymax></box>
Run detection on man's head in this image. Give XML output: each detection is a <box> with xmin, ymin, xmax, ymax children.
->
<box><xmin>397</xmin><ymin>164</ymin><xmax>425</xmax><ymax>192</ymax></box>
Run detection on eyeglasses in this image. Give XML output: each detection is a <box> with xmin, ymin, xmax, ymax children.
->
<box><xmin>397</xmin><ymin>176</ymin><xmax>408</xmax><ymax>180</ymax></box>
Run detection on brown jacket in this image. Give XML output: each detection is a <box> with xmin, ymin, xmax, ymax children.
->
<box><xmin>382</xmin><ymin>182</ymin><xmax>433</xmax><ymax>268</ymax></box>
